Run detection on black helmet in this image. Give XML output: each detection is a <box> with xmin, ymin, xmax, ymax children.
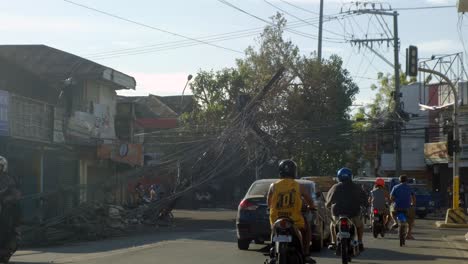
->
<box><xmin>279</xmin><ymin>159</ymin><xmax>297</xmax><ymax>178</ymax></box>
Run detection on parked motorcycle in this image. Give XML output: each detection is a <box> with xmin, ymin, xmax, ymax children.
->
<box><xmin>335</xmin><ymin>216</ymin><xmax>360</xmax><ymax>264</ymax></box>
<box><xmin>268</xmin><ymin>218</ymin><xmax>304</xmax><ymax>264</ymax></box>
<box><xmin>371</xmin><ymin>208</ymin><xmax>385</xmax><ymax>238</ymax></box>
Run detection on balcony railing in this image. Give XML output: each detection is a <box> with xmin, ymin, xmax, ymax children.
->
<box><xmin>10</xmin><ymin>94</ymin><xmax>54</xmax><ymax>142</ymax></box>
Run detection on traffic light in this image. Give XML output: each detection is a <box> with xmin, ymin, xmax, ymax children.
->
<box><xmin>447</xmin><ymin>129</ymin><xmax>461</xmax><ymax>156</ymax></box>
<box><xmin>406</xmin><ymin>45</ymin><xmax>418</xmax><ymax>77</ymax></box>
<box><xmin>447</xmin><ymin>129</ymin><xmax>454</xmax><ymax>156</ymax></box>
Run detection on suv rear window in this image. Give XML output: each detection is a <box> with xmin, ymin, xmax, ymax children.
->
<box><xmin>247</xmin><ymin>181</ymin><xmax>316</xmax><ymax>197</ymax></box>
<box><xmin>248</xmin><ymin>182</ymin><xmax>272</xmax><ymax>196</ymax></box>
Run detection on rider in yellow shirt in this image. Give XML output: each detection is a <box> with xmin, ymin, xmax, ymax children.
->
<box><xmin>267</xmin><ymin>159</ymin><xmax>316</xmax><ymax>264</ymax></box>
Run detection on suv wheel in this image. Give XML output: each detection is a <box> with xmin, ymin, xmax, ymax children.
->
<box><xmin>311</xmin><ymin>221</ymin><xmax>324</xmax><ymax>252</ymax></box>
<box><xmin>237</xmin><ymin>239</ymin><xmax>250</xmax><ymax>250</ymax></box>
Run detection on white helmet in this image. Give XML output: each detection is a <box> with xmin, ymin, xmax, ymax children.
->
<box><xmin>0</xmin><ymin>156</ymin><xmax>8</xmax><ymax>173</ymax></box>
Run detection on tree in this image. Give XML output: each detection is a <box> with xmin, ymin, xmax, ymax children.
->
<box><xmin>350</xmin><ymin>72</ymin><xmax>416</xmax><ymax>176</ymax></box>
<box><xmin>186</xmin><ymin>13</ymin><xmax>359</xmax><ymax>176</ymax></box>
<box><xmin>182</xmin><ymin>68</ymin><xmax>247</xmax><ymax>129</ymax></box>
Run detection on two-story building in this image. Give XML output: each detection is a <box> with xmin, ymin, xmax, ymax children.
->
<box><xmin>0</xmin><ymin>45</ymin><xmax>138</xmax><ymax>221</ymax></box>
<box><xmin>379</xmin><ymin>83</ymin><xmax>430</xmax><ymax>182</ymax></box>
<box><xmin>424</xmin><ymin>82</ymin><xmax>468</xmax><ymax>207</ymax></box>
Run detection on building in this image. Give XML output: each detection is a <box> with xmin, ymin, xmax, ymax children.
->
<box><xmin>0</xmin><ymin>45</ymin><xmax>139</xmax><ymax>221</ymax></box>
<box><xmin>424</xmin><ymin>82</ymin><xmax>468</xmax><ymax>207</ymax></box>
<box><xmin>379</xmin><ymin>83</ymin><xmax>430</xmax><ymax>182</ymax></box>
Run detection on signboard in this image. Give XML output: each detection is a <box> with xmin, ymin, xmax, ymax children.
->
<box><xmin>94</xmin><ymin>103</ymin><xmax>115</xmax><ymax>139</ymax></box>
<box><xmin>97</xmin><ymin>143</ymin><xmax>143</xmax><ymax>166</ymax></box>
<box><xmin>424</xmin><ymin>142</ymin><xmax>448</xmax><ymax>164</ymax></box>
<box><xmin>0</xmin><ymin>90</ymin><xmax>9</xmax><ymax>136</ymax></box>
<box><xmin>67</xmin><ymin>111</ymin><xmax>97</xmax><ymax>138</ymax></box>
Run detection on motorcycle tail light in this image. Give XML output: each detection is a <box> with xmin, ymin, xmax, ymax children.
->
<box><xmin>279</xmin><ymin>219</ymin><xmax>292</xmax><ymax>229</ymax></box>
<box><xmin>340</xmin><ymin>219</ymin><xmax>348</xmax><ymax>228</ymax></box>
<box><xmin>373</xmin><ymin>208</ymin><xmax>379</xmax><ymax>215</ymax></box>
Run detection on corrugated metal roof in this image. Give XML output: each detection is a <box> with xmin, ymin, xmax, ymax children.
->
<box><xmin>157</xmin><ymin>95</ymin><xmax>195</xmax><ymax>114</ymax></box>
<box><xmin>0</xmin><ymin>45</ymin><xmax>135</xmax><ymax>90</ymax></box>
<box><xmin>118</xmin><ymin>95</ymin><xmax>178</xmax><ymax>118</ymax></box>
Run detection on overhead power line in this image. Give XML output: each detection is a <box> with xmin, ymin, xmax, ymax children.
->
<box><xmin>86</xmin><ymin>17</ymin><xmax>329</xmax><ymax>59</ymax></box>
<box><xmin>263</xmin><ymin>0</ymin><xmax>348</xmax><ymax>39</ymax></box>
<box><xmin>217</xmin><ymin>0</ymin><xmax>345</xmax><ymax>43</ymax></box>
<box><xmin>62</xmin><ymin>0</ymin><xmax>243</xmax><ymax>54</ymax></box>
<box><xmin>394</xmin><ymin>5</ymin><xmax>456</xmax><ymax>11</ymax></box>
<box><xmin>279</xmin><ymin>0</ymin><xmax>319</xmax><ymax>15</ymax></box>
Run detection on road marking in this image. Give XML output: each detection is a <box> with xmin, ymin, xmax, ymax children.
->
<box><xmin>442</xmin><ymin>236</ymin><xmax>468</xmax><ymax>259</ymax></box>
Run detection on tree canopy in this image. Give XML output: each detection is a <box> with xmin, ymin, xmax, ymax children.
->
<box><xmin>185</xmin><ymin>14</ymin><xmax>359</xmax><ymax>176</ymax></box>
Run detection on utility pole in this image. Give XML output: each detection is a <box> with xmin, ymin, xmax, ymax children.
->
<box><xmin>317</xmin><ymin>0</ymin><xmax>324</xmax><ymax>61</ymax></box>
<box><xmin>393</xmin><ymin>11</ymin><xmax>402</xmax><ymax>178</ymax></box>
<box><xmin>347</xmin><ymin>5</ymin><xmax>402</xmax><ymax>177</ymax></box>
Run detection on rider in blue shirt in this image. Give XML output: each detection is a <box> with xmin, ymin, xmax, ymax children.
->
<box><xmin>390</xmin><ymin>175</ymin><xmax>416</xmax><ymax>239</ymax></box>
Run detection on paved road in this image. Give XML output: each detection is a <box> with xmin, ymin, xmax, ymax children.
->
<box><xmin>12</xmin><ymin>210</ymin><xmax>468</xmax><ymax>264</ymax></box>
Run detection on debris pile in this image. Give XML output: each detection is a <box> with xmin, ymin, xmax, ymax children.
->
<box><xmin>21</xmin><ymin>201</ymin><xmax>175</xmax><ymax>246</ymax></box>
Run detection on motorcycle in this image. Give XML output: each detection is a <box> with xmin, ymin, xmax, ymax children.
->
<box><xmin>335</xmin><ymin>216</ymin><xmax>360</xmax><ymax>264</ymax></box>
<box><xmin>0</xmin><ymin>191</ymin><xmax>19</xmax><ymax>264</ymax></box>
<box><xmin>268</xmin><ymin>218</ymin><xmax>304</xmax><ymax>264</ymax></box>
<box><xmin>396</xmin><ymin>211</ymin><xmax>408</xmax><ymax>247</ymax></box>
<box><xmin>371</xmin><ymin>208</ymin><xmax>385</xmax><ymax>238</ymax></box>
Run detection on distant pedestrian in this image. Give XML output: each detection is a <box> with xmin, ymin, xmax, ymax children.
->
<box><xmin>135</xmin><ymin>182</ymin><xmax>146</xmax><ymax>205</ymax></box>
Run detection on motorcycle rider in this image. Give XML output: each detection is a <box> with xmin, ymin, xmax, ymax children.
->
<box><xmin>326</xmin><ymin>168</ymin><xmax>367</xmax><ymax>251</ymax></box>
<box><xmin>369</xmin><ymin>178</ymin><xmax>390</xmax><ymax>229</ymax></box>
<box><xmin>267</xmin><ymin>159</ymin><xmax>316</xmax><ymax>264</ymax></box>
<box><xmin>390</xmin><ymin>175</ymin><xmax>416</xmax><ymax>240</ymax></box>
<box><xmin>0</xmin><ymin>156</ymin><xmax>21</xmax><ymax>261</ymax></box>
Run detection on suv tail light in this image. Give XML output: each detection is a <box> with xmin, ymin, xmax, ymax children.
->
<box><xmin>239</xmin><ymin>199</ymin><xmax>258</xmax><ymax>211</ymax></box>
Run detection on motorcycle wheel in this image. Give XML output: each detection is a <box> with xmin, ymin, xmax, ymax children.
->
<box><xmin>341</xmin><ymin>239</ymin><xmax>349</xmax><ymax>264</ymax></box>
<box><xmin>372</xmin><ymin>225</ymin><xmax>378</xmax><ymax>238</ymax></box>
<box><xmin>278</xmin><ymin>244</ymin><xmax>288</xmax><ymax>264</ymax></box>
<box><xmin>288</xmin><ymin>250</ymin><xmax>303</xmax><ymax>264</ymax></box>
<box><xmin>398</xmin><ymin>225</ymin><xmax>406</xmax><ymax>247</ymax></box>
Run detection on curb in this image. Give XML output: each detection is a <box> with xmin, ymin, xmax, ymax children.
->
<box><xmin>435</xmin><ymin>221</ymin><xmax>468</xmax><ymax>228</ymax></box>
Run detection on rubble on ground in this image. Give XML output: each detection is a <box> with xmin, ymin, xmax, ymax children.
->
<box><xmin>21</xmin><ymin>200</ymin><xmax>176</xmax><ymax>246</ymax></box>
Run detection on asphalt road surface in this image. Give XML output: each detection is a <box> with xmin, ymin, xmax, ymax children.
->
<box><xmin>12</xmin><ymin>210</ymin><xmax>468</xmax><ymax>264</ymax></box>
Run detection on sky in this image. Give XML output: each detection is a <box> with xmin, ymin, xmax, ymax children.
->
<box><xmin>1</xmin><ymin>0</ymin><xmax>466</xmax><ymax>107</ymax></box>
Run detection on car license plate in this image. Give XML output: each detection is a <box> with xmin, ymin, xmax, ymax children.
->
<box><xmin>338</xmin><ymin>232</ymin><xmax>350</xmax><ymax>239</ymax></box>
<box><xmin>374</xmin><ymin>216</ymin><xmax>380</xmax><ymax>221</ymax></box>
<box><xmin>417</xmin><ymin>207</ymin><xmax>426</xmax><ymax>211</ymax></box>
<box><xmin>273</xmin><ymin>235</ymin><xmax>292</xmax><ymax>242</ymax></box>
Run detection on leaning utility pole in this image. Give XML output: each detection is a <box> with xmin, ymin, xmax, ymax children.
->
<box><xmin>317</xmin><ymin>0</ymin><xmax>324</xmax><ymax>61</ymax></box>
<box><xmin>346</xmin><ymin>4</ymin><xmax>402</xmax><ymax>177</ymax></box>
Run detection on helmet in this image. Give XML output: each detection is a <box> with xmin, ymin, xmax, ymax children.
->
<box><xmin>279</xmin><ymin>160</ymin><xmax>297</xmax><ymax>179</ymax></box>
<box><xmin>0</xmin><ymin>156</ymin><xmax>7</xmax><ymax>173</ymax></box>
<box><xmin>337</xmin><ymin>167</ymin><xmax>352</xmax><ymax>182</ymax></box>
<box><xmin>375</xmin><ymin>178</ymin><xmax>385</xmax><ymax>187</ymax></box>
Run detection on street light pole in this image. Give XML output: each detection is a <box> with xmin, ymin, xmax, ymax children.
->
<box><xmin>418</xmin><ymin>67</ymin><xmax>460</xmax><ymax>210</ymax></box>
<box><xmin>180</xmin><ymin>74</ymin><xmax>193</xmax><ymax>110</ymax></box>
